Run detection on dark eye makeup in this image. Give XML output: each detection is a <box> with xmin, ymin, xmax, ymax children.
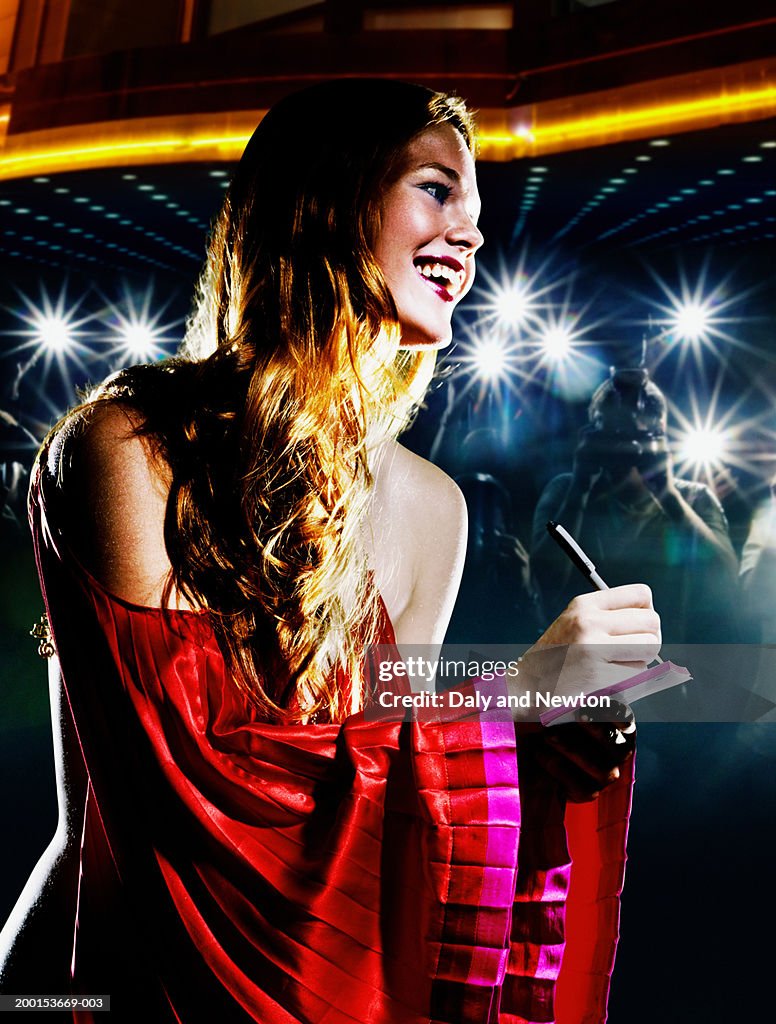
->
<box><xmin>418</xmin><ymin>181</ymin><xmax>452</xmax><ymax>204</ymax></box>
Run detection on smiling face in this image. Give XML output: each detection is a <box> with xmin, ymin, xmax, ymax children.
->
<box><xmin>373</xmin><ymin>125</ymin><xmax>483</xmax><ymax>349</ymax></box>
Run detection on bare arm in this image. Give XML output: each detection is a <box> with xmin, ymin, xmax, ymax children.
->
<box><xmin>368</xmin><ymin>441</ymin><xmax>467</xmax><ymax>649</ymax></box>
<box><xmin>0</xmin><ymin>662</ymin><xmax>87</xmax><ymax>990</ymax></box>
<box><xmin>1</xmin><ymin>404</ymin><xmax>180</xmax><ymax>987</ymax></box>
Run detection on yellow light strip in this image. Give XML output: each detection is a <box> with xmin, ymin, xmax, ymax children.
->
<box><xmin>189</xmin><ymin>134</ymin><xmax>253</xmax><ymax>148</ymax></box>
<box><xmin>2</xmin><ymin>63</ymin><xmax>776</xmax><ymax>177</ymax></box>
<box><xmin>0</xmin><ymin>134</ymin><xmax>255</xmax><ymax>177</ymax></box>
<box><xmin>538</xmin><ymin>84</ymin><xmax>776</xmax><ymax>144</ymax></box>
<box><xmin>0</xmin><ymin>115</ymin><xmax>264</xmax><ymax>180</ymax></box>
<box><xmin>478</xmin><ymin>70</ymin><xmax>776</xmax><ymax>159</ymax></box>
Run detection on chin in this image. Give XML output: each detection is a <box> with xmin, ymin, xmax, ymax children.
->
<box><xmin>398</xmin><ymin>322</ymin><xmax>454</xmax><ymax>350</ymax></box>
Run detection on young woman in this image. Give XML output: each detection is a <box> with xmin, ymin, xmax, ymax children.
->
<box><xmin>0</xmin><ymin>80</ymin><xmax>659</xmax><ymax>1022</ymax></box>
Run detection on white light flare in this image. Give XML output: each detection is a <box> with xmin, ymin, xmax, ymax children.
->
<box><xmin>670</xmin><ymin>301</ymin><xmax>714</xmax><ymax>343</ymax></box>
<box><xmin>540</xmin><ymin>324</ymin><xmax>574</xmax><ymax>362</ymax></box>
<box><xmin>494</xmin><ymin>283</ymin><xmax>535</xmax><ymax>328</ymax></box>
<box><xmin>34</xmin><ymin>315</ymin><xmax>76</xmax><ymax>352</ymax></box>
<box><xmin>473</xmin><ymin>339</ymin><xmax>508</xmax><ymax>381</ymax></box>
<box><xmin>6</xmin><ymin>285</ymin><xmax>94</xmax><ymax>389</ymax></box>
<box><xmin>102</xmin><ymin>284</ymin><xmax>182</xmax><ymax>367</ymax></box>
<box><xmin>676</xmin><ymin>425</ymin><xmax>730</xmax><ymax>472</ymax></box>
<box><xmin>118</xmin><ymin>322</ymin><xmax>160</xmax><ymax>359</ymax></box>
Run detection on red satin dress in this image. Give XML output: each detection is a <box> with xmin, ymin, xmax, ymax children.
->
<box><xmin>29</xmin><ymin>456</ymin><xmax>633</xmax><ymax>1024</ymax></box>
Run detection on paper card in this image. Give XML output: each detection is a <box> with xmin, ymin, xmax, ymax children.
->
<box><xmin>538</xmin><ymin>660</ymin><xmax>693</xmax><ymax>727</ymax></box>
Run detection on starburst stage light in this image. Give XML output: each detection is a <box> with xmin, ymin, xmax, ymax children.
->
<box><xmin>669</xmin><ymin>301</ymin><xmax>714</xmax><ymax>343</ymax></box>
<box><xmin>677</xmin><ymin>425</ymin><xmax>730</xmax><ymax>471</ymax></box>
<box><xmin>102</xmin><ymin>283</ymin><xmax>183</xmax><ymax>366</ymax></box>
<box><xmin>33</xmin><ymin>314</ymin><xmax>76</xmax><ymax>352</ymax></box>
<box><xmin>118</xmin><ymin>323</ymin><xmax>161</xmax><ymax>360</ymax></box>
<box><xmin>472</xmin><ymin>338</ymin><xmax>508</xmax><ymax>380</ymax></box>
<box><xmin>468</xmin><ymin>257</ymin><xmax>554</xmax><ymax>336</ymax></box>
<box><xmin>494</xmin><ymin>282</ymin><xmax>535</xmax><ymax>328</ymax></box>
<box><xmin>539</xmin><ymin>324</ymin><xmax>574</xmax><ymax>361</ymax></box>
<box><xmin>6</xmin><ymin>285</ymin><xmax>94</xmax><ymax>403</ymax></box>
<box><xmin>667</xmin><ymin>378</ymin><xmax>776</xmax><ymax>497</ymax></box>
<box><xmin>642</xmin><ymin>264</ymin><xmax>752</xmax><ymax>378</ymax></box>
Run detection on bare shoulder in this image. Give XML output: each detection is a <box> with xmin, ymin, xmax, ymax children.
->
<box><xmin>53</xmin><ymin>400</ymin><xmax>162</xmax><ymax>479</ymax></box>
<box><xmin>376</xmin><ymin>440</ymin><xmax>467</xmax><ymax>523</ymax></box>
<box><xmin>51</xmin><ymin>401</ymin><xmax>184</xmax><ymax>609</ymax></box>
<box><xmin>372</xmin><ymin>441</ymin><xmax>467</xmax><ymax>645</ymax></box>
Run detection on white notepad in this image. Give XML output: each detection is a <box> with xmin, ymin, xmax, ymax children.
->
<box><xmin>539</xmin><ymin>660</ymin><xmax>693</xmax><ymax>727</ymax></box>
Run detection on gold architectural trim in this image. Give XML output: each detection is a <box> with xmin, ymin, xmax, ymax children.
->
<box><xmin>494</xmin><ymin>57</ymin><xmax>776</xmax><ymax>159</ymax></box>
<box><xmin>2</xmin><ymin>58</ymin><xmax>776</xmax><ymax>178</ymax></box>
<box><xmin>0</xmin><ymin>112</ymin><xmax>265</xmax><ymax>180</ymax></box>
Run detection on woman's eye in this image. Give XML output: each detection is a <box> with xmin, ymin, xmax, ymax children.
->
<box><xmin>419</xmin><ymin>182</ymin><xmax>452</xmax><ymax>204</ymax></box>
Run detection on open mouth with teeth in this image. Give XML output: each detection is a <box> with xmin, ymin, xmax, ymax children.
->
<box><xmin>413</xmin><ymin>257</ymin><xmax>465</xmax><ymax>302</ymax></box>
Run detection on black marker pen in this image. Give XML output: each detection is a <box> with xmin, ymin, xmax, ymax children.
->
<box><xmin>546</xmin><ymin>520</ymin><xmax>609</xmax><ymax>590</ymax></box>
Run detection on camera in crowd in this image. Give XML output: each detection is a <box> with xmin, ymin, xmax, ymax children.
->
<box><xmin>577</xmin><ymin>367</ymin><xmax>670</xmax><ymax>481</ymax></box>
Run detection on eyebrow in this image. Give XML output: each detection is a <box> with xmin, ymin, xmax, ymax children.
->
<box><xmin>416</xmin><ymin>162</ymin><xmax>461</xmax><ymax>183</ymax></box>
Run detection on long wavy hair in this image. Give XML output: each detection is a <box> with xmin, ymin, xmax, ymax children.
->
<box><xmin>64</xmin><ymin>80</ymin><xmax>476</xmax><ymax>723</ymax></box>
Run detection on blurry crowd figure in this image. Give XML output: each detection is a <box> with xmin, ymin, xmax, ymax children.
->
<box><xmin>0</xmin><ymin>408</ymin><xmax>38</xmax><ymax>532</ymax></box>
<box><xmin>445</xmin><ymin>470</ymin><xmax>541</xmax><ymax>645</ymax></box>
<box><xmin>738</xmin><ymin>481</ymin><xmax>776</xmax><ymax>728</ymax></box>
<box><xmin>429</xmin><ymin>396</ymin><xmax>542</xmax><ymax>645</ymax></box>
<box><xmin>428</xmin><ymin>376</ymin><xmax>471</xmax><ymax>476</ymax></box>
<box><xmin>530</xmin><ymin>368</ymin><xmax>741</xmax><ymax>644</ymax></box>
<box><xmin>1</xmin><ymin>362</ymin><xmax>42</xmax><ymax>532</ymax></box>
<box><xmin>740</xmin><ymin>479</ymin><xmax>776</xmax><ymax>644</ymax></box>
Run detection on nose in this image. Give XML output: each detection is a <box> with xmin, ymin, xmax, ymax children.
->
<box><xmin>446</xmin><ymin>208</ymin><xmax>484</xmax><ymax>255</ymax></box>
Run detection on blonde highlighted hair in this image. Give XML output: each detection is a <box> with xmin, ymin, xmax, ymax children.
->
<box><xmin>80</xmin><ymin>81</ymin><xmax>476</xmax><ymax>722</ymax></box>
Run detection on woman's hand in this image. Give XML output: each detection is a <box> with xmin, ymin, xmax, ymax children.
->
<box><xmin>519</xmin><ymin>583</ymin><xmax>661</xmax><ymax>699</ymax></box>
<box><xmin>511</xmin><ymin>584</ymin><xmax>658</xmax><ymax>800</ymax></box>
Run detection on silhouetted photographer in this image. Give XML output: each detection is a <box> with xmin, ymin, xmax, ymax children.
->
<box><xmin>531</xmin><ymin>368</ymin><xmax>740</xmax><ymax>643</ymax></box>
